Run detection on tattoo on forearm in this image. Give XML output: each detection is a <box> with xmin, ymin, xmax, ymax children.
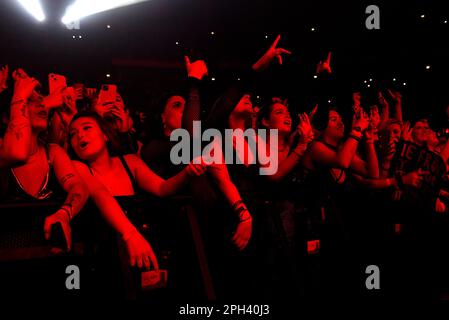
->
<box><xmin>6</xmin><ymin>122</ymin><xmax>30</xmax><ymax>141</ymax></box>
<box><xmin>20</xmin><ymin>104</ymin><xmax>28</xmax><ymax>119</ymax></box>
<box><xmin>67</xmin><ymin>193</ymin><xmax>82</xmax><ymax>208</ymax></box>
<box><xmin>61</xmin><ymin>173</ymin><xmax>75</xmax><ymax>185</ymax></box>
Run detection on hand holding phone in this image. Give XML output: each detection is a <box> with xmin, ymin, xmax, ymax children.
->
<box><xmin>48</xmin><ymin>73</ymin><xmax>67</xmax><ymax>94</ymax></box>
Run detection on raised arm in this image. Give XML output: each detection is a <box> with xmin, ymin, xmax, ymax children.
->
<box><xmin>266</xmin><ymin>113</ymin><xmax>314</xmax><ymax>183</ymax></box>
<box><xmin>388</xmin><ymin>89</ymin><xmax>403</xmax><ymax>122</ymax></box>
<box><xmin>182</xmin><ymin>56</ymin><xmax>208</xmax><ymax>135</ymax></box>
<box><xmin>0</xmin><ymin>69</ymin><xmax>38</xmax><ymax>167</ymax></box>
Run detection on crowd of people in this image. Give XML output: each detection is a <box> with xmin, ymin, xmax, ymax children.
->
<box><xmin>1</xmin><ymin>35</ymin><xmax>449</xmax><ymax>302</ymax></box>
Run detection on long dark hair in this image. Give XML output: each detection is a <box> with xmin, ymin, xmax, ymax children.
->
<box><xmin>67</xmin><ymin>111</ymin><xmax>122</xmax><ymax>162</ymax></box>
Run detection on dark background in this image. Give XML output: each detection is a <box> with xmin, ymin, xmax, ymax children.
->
<box><xmin>1</xmin><ymin>0</ymin><xmax>448</xmax><ymax>125</ymax></box>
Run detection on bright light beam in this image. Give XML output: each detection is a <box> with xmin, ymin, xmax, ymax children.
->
<box><xmin>17</xmin><ymin>0</ymin><xmax>46</xmax><ymax>22</ymax></box>
<box><xmin>61</xmin><ymin>0</ymin><xmax>149</xmax><ymax>24</ymax></box>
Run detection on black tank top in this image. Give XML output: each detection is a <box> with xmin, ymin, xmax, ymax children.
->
<box><xmin>0</xmin><ymin>144</ymin><xmax>64</xmax><ymax>201</ymax></box>
<box><xmin>88</xmin><ymin>155</ymin><xmax>140</xmax><ymax>196</ymax></box>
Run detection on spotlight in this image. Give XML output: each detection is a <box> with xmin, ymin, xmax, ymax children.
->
<box><xmin>426</xmin><ymin>65</ymin><xmax>431</xmax><ymax>70</ymax></box>
<box><xmin>311</xmin><ymin>27</ymin><xmax>315</xmax><ymax>31</ymax></box>
<box><xmin>106</xmin><ymin>74</ymin><xmax>111</xmax><ymax>78</ymax></box>
<box><xmin>420</xmin><ymin>14</ymin><xmax>425</xmax><ymax>19</ymax></box>
<box><xmin>211</xmin><ymin>77</ymin><xmax>216</xmax><ymax>81</ymax></box>
<box><xmin>62</xmin><ymin>0</ymin><xmax>149</xmax><ymax>24</ymax></box>
<box><xmin>393</xmin><ymin>78</ymin><xmax>396</xmax><ymax>81</ymax></box>
<box><xmin>17</xmin><ymin>0</ymin><xmax>46</xmax><ymax>22</ymax></box>
<box><xmin>313</xmin><ymin>75</ymin><xmax>318</xmax><ymax>79</ymax></box>
<box><xmin>403</xmin><ymin>82</ymin><xmax>407</xmax><ymax>86</ymax></box>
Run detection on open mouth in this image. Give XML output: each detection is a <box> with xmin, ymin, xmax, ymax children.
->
<box><xmin>79</xmin><ymin>141</ymin><xmax>89</xmax><ymax>149</ymax></box>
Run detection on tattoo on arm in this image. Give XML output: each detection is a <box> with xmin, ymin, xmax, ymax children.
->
<box><xmin>20</xmin><ymin>104</ymin><xmax>28</xmax><ymax>119</ymax></box>
<box><xmin>61</xmin><ymin>173</ymin><xmax>75</xmax><ymax>185</ymax></box>
<box><xmin>5</xmin><ymin>122</ymin><xmax>30</xmax><ymax>141</ymax></box>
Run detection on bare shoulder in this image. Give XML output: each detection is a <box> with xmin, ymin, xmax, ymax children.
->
<box><xmin>123</xmin><ymin>154</ymin><xmax>143</xmax><ymax>166</ymax></box>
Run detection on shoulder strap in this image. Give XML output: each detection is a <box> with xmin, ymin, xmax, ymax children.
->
<box><xmin>118</xmin><ymin>155</ymin><xmax>139</xmax><ymax>194</ymax></box>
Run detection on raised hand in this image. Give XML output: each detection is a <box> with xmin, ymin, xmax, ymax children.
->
<box><xmin>85</xmin><ymin>88</ymin><xmax>97</xmax><ymax>100</ymax></box>
<box><xmin>308</xmin><ymin>103</ymin><xmax>318</xmax><ymax>121</ymax></box>
<box><xmin>316</xmin><ymin>52</ymin><xmax>332</xmax><ymax>74</ymax></box>
<box><xmin>297</xmin><ymin>113</ymin><xmax>314</xmax><ymax>144</ymax></box>
<box><xmin>378</xmin><ymin>91</ymin><xmax>389</xmax><ymax>109</ymax></box>
<box><xmin>369</xmin><ymin>106</ymin><xmax>381</xmax><ymax>130</ymax></box>
<box><xmin>252</xmin><ymin>35</ymin><xmax>292</xmax><ymax>71</ymax></box>
<box><xmin>352</xmin><ymin>107</ymin><xmax>369</xmax><ymax>132</ymax></box>
<box><xmin>387</xmin><ymin>89</ymin><xmax>402</xmax><ymax>103</ymax></box>
<box><xmin>184</xmin><ymin>56</ymin><xmax>208</xmax><ymax>80</ymax></box>
<box><xmin>110</xmin><ymin>106</ymin><xmax>132</xmax><ymax>133</ymax></box>
<box><xmin>0</xmin><ymin>65</ymin><xmax>9</xmax><ymax>93</ymax></box>
<box><xmin>11</xmin><ymin>69</ymin><xmax>40</xmax><ymax>102</ymax></box>
<box><xmin>401</xmin><ymin>121</ymin><xmax>413</xmax><ymax>142</ymax></box>
<box><xmin>42</xmin><ymin>87</ymin><xmax>65</xmax><ymax>110</ymax></box>
<box><xmin>352</xmin><ymin>92</ymin><xmax>361</xmax><ymax>114</ymax></box>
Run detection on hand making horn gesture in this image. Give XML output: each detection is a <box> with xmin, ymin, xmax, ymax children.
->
<box><xmin>316</xmin><ymin>51</ymin><xmax>332</xmax><ymax>74</ymax></box>
<box><xmin>252</xmin><ymin>35</ymin><xmax>292</xmax><ymax>71</ymax></box>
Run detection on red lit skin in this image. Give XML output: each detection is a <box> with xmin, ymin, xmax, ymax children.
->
<box><xmin>181</xmin><ymin>56</ymin><xmax>252</xmax><ymax>250</ymax></box>
<box><xmin>412</xmin><ymin>120</ymin><xmax>430</xmax><ymax>146</ymax></box>
<box><xmin>0</xmin><ymin>68</ymin><xmax>35</xmax><ymax>167</ymax></box>
<box><xmin>387</xmin><ymin>123</ymin><xmax>402</xmax><ymax>142</ymax></box>
<box><xmin>252</xmin><ymin>35</ymin><xmax>291</xmax><ymax>71</ymax></box>
<box><xmin>303</xmin><ymin>110</ymin><xmax>379</xmax><ymax>179</ymax></box>
<box><xmin>94</xmin><ymin>93</ymin><xmax>134</xmax><ymax>133</ymax></box>
<box><xmin>388</xmin><ymin>89</ymin><xmax>403</xmax><ymax>123</ymax></box>
<box><xmin>378</xmin><ymin>90</ymin><xmax>403</xmax><ymax>130</ymax></box>
<box><xmin>228</xmin><ymin>94</ymin><xmax>255</xmax><ymax>167</ymax></box>
<box><xmin>316</xmin><ymin>52</ymin><xmax>332</xmax><ymax>75</ymax></box>
<box><xmin>8</xmin><ymin>82</ymin><xmax>88</xmax><ymax>251</ymax></box>
<box><xmin>48</xmin><ymin>87</ymin><xmax>78</xmax><ymax>149</ymax></box>
<box><xmin>162</xmin><ymin>95</ymin><xmax>186</xmax><ymax>137</ymax></box>
<box><xmin>69</xmin><ymin>116</ymin><xmax>207</xmax><ymax>265</ymax></box>
<box><xmin>260</xmin><ymin>103</ymin><xmax>314</xmax><ymax>183</ymax></box>
<box><xmin>72</xmin><ymin>160</ymin><xmax>158</xmax><ymax>270</ymax></box>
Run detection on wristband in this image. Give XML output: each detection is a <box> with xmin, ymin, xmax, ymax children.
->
<box><xmin>59</xmin><ymin>206</ymin><xmax>72</xmax><ymax>222</ymax></box>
